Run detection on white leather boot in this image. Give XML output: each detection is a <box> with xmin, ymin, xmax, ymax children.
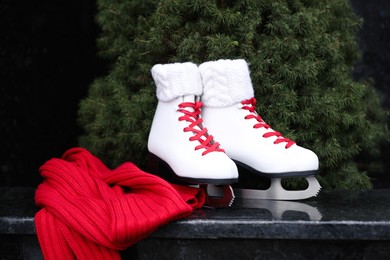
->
<box><xmin>199</xmin><ymin>59</ymin><xmax>321</xmax><ymax>200</ymax></box>
<box><xmin>148</xmin><ymin>62</ymin><xmax>238</xmax><ymax>185</ymax></box>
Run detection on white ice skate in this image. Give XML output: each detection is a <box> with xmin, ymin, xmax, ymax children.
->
<box><xmin>199</xmin><ymin>59</ymin><xmax>321</xmax><ymax>200</ymax></box>
<box><xmin>148</xmin><ymin>62</ymin><xmax>237</xmax><ymax>207</ymax></box>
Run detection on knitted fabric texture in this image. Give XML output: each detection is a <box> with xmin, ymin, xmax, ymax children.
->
<box><xmin>199</xmin><ymin>59</ymin><xmax>254</xmax><ymax>107</ymax></box>
<box><xmin>35</xmin><ymin>147</ymin><xmax>205</xmax><ymax>259</ymax></box>
<box><xmin>151</xmin><ymin>62</ymin><xmax>203</xmax><ymax>102</ymax></box>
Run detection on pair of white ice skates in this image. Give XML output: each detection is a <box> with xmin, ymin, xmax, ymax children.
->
<box><xmin>148</xmin><ymin>59</ymin><xmax>321</xmax><ymax>203</ymax></box>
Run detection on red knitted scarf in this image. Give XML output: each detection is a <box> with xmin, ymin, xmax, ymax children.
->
<box><xmin>35</xmin><ymin>148</ymin><xmax>205</xmax><ymax>259</ymax></box>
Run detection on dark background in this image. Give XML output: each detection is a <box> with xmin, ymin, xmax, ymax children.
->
<box><xmin>0</xmin><ymin>1</ymin><xmax>389</xmax><ymax>188</ymax></box>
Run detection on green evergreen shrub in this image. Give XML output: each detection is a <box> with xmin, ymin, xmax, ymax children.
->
<box><xmin>78</xmin><ymin>0</ymin><xmax>388</xmax><ymax>190</ymax></box>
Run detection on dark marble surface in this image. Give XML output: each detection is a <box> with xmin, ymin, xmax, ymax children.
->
<box><xmin>152</xmin><ymin>189</ymin><xmax>390</xmax><ymax>240</ymax></box>
<box><xmin>135</xmin><ymin>239</ymin><xmax>390</xmax><ymax>260</ymax></box>
<box><xmin>0</xmin><ymin>188</ymin><xmax>37</xmax><ymax>234</ymax></box>
<box><xmin>1</xmin><ymin>187</ymin><xmax>390</xmax><ymax>241</ymax></box>
<box><xmin>2</xmin><ymin>187</ymin><xmax>390</xmax><ymax>259</ymax></box>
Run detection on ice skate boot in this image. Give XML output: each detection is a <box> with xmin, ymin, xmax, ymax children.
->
<box><xmin>199</xmin><ymin>59</ymin><xmax>321</xmax><ymax>200</ymax></box>
<box><xmin>148</xmin><ymin>62</ymin><xmax>238</xmax><ymax>206</ymax></box>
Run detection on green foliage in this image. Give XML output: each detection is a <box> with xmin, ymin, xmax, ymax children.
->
<box><xmin>78</xmin><ymin>0</ymin><xmax>388</xmax><ymax>190</ymax></box>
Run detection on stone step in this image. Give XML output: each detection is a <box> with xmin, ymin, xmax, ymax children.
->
<box><xmin>1</xmin><ymin>187</ymin><xmax>390</xmax><ymax>259</ymax></box>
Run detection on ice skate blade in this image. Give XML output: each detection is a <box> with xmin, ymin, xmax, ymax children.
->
<box><xmin>234</xmin><ymin>176</ymin><xmax>321</xmax><ymax>201</ymax></box>
<box><xmin>201</xmin><ymin>184</ymin><xmax>235</xmax><ymax>208</ymax></box>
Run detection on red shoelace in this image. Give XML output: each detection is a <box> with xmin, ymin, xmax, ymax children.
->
<box><xmin>178</xmin><ymin>101</ymin><xmax>224</xmax><ymax>156</ymax></box>
<box><xmin>241</xmin><ymin>97</ymin><xmax>295</xmax><ymax>149</ymax></box>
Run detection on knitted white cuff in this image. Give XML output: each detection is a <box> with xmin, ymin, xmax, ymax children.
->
<box><xmin>199</xmin><ymin>59</ymin><xmax>254</xmax><ymax>107</ymax></box>
<box><xmin>151</xmin><ymin>62</ymin><xmax>203</xmax><ymax>102</ymax></box>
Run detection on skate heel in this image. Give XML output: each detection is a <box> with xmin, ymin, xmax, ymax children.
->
<box><xmin>147</xmin><ymin>152</ymin><xmax>237</xmax><ymax>185</ymax></box>
<box><xmin>147</xmin><ymin>153</ymin><xmax>189</xmax><ymax>185</ymax></box>
<box><xmin>148</xmin><ymin>153</ymin><xmax>235</xmax><ymax>208</ymax></box>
